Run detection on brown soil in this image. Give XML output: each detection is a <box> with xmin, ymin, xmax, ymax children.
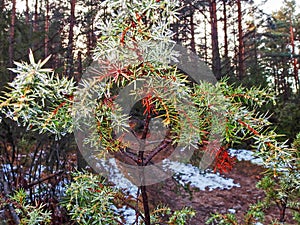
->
<box><xmin>146</xmin><ymin>160</ymin><xmax>297</xmax><ymax>224</ymax></box>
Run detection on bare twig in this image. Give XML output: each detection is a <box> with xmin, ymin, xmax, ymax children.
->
<box><xmin>0</xmin><ymin>172</ymin><xmax>20</xmax><ymax>224</ymax></box>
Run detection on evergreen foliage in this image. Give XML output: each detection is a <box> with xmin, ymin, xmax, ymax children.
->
<box><xmin>0</xmin><ymin>0</ymin><xmax>299</xmax><ymax>224</ymax></box>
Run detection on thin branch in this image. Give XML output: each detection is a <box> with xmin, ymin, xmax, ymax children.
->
<box><xmin>26</xmin><ymin>170</ymin><xmax>64</xmax><ymax>189</ymax></box>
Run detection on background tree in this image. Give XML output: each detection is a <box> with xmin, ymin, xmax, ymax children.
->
<box><xmin>209</xmin><ymin>0</ymin><xmax>222</xmax><ymax>79</ymax></box>
<box><xmin>258</xmin><ymin>0</ymin><xmax>300</xmax><ymax>97</ymax></box>
<box><xmin>65</xmin><ymin>0</ymin><xmax>76</xmax><ymax>79</ymax></box>
<box><xmin>9</xmin><ymin>0</ymin><xmax>16</xmax><ymax>75</ymax></box>
<box><xmin>0</xmin><ymin>0</ymin><xmax>10</xmax><ymax>87</ymax></box>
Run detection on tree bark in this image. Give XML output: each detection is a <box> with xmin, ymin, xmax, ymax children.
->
<box><xmin>9</xmin><ymin>0</ymin><xmax>16</xmax><ymax>77</ymax></box>
<box><xmin>140</xmin><ymin>185</ymin><xmax>150</xmax><ymax>225</ymax></box>
<box><xmin>25</xmin><ymin>0</ymin><xmax>29</xmax><ymax>24</ymax></box>
<box><xmin>222</xmin><ymin>0</ymin><xmax>231</xmax><ymax>77</ymax></box>
<box><xmin>172</xmin><ymin>20</ymin><xmax>179</xmax><ymax>43</ymax></box>
<box><xmin>66</xmin><ymin>0</ymin><xmax>76</xmax><ymax>78</ymax></box>
<box><xmin>189</xmin><ymin>3</ymin><xmax>196</xmax><ymax>53</ymax></box>
<box><xmin>290</xmin><ymin>24</ymin><xmax>299</xmax><ymax>92</ymax></box>
<box><xmin>34</xmin><ymin>0</ymin><xmax>38</xmax><ymax>32</ymax></box>
<box><xmin>44</xmin><ymin>0</ymin><xmax>50</xmax><ymax>57</ymax></box>
<box><xmin>222</xmin><ymin>0</ymin><xmax>229</xmax><ymax>59</ymax></box>
<box><xmin>204</xmin><ymin>20</ymin><xmax>208</xmax><ymax>62</ymax></box>
<box><xmin>209</xmin><ymin>0</ymin><xmax>222</xmax><ymax>80</ymax></box>
<box><xmin>0</xmin><ymin>0</ymin><xmax>4</xmax><ymax>12</ymax></box>
<box><xmin>77</xmin><ymin>51</ymin><xmax>82</xmax><ymax>82</ymax></box>
<box><xmin>86</xmin><ymin>0</ymin><xmax>97</xmax><ymax>58</ymax></box>
<box><xmin>237</xmin><ymin>0</ymin><xmax>245</xmax><ymax>80</ymax></box>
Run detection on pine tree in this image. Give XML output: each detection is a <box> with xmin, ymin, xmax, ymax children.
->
<box><xmin>259</xmin><ymin>0</ymin><xmax>300</xmax><ymax>97</ymax></box>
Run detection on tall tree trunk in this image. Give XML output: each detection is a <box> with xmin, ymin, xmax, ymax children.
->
<box><xmin>66</xmin><ymin>0</ymin><xmax>76</xmax><ymax>78</ymax></box>
<box><xmin>222</xmin><ymin>0</ymin><xmax>229</xmax><ymax>58</ymax></box>
<box><xmin>232</xmin><ymin>28</ymin><xmax>238</xmax><ymax>77</ymax></box>
<box><xmin>9</xmin><ymin>0</ymin><xmax>16</xmax><ymax>79</ymax></box>
<box><xmin>204</xmin><ymin>20</ymin><xmax>208</xmax><ymax>62</ymax></box>
<box><xmin>290</xmin><ymin>24</ymin><xmax>299</xmax><ymax>92</ymax></box>
<box><xmin>0</xmin><ymin>0</ymin><xmax>4</xmax><ymax>12</ymax></box>
<box><xmin>189</xmin><ymin>4</ymin><xmax>196</xmax><ymax>53</ymax></box>
<box><xmin>77</xmin><ymin>51</ymin><xmax>82</xmax><ymax>82</ymax></box>
<box><xmin>34</xmin><ymin>0</ymin><xmax>38</xmax><ymax>32</ymax></box>
<box><xmin>173</xmin><ymin>20</ymin><xmax>179</xmax><ymax>43</ymax></box>
<box><xmin>209</xmin><ymin>0</ymin><xmax>222</xmax><ymax>80</ymax></box>
<box><xmin>222</xmin><ymin>0</ymin><xmax>230</xmax><ymax>77</ymax></box>
<box><xmin>86</xmin><ymin>3</ymin><xmax>95</xmax><ymax>58</ymax></box>
<box><xmin>25</xmin><ymin>0</ymin><xmax>29</xmax><ymax>24</ymax></box>
<box><xmin>237</xmin><ymin>0</ymin><xmax>245</xmax><ymax>80</ymax></box>
<box><xmin>282</xmin><ymin>66</ymin><xmax>290</xmax><ymax>98</ymax></box>
<box><xmin>65</xmin><ymin>0</ymin><xmax>85</xmax><ymax>171</ymax></box>
<box><xmin>253</xmin><ymin>28</ymin><xmax>258</xmax><ymax>67</ymax></box>
<box><xmin>44</xmin><ymin>0</ymin><xmax>50</xmax><ymax>57</ymax></box>
<box><xmin>87</xmin><ymin>29</ymin><xmax>92</xmax><ymax>58</ymax></box>
<box><xmin>273</xmin><ymin>68</ymin><xmax>279</xmax><ymax>95</ymax></box>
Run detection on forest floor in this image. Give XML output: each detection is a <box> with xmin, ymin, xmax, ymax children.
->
<box><xmin>1</xmin><ymin>146</ymin><xmax>298</xmax><ymax>224</ymax></box>
<box><xmin>146</xmin><ymin>160</ymin><xmax>297</xmax><ymax>225</ymax></box>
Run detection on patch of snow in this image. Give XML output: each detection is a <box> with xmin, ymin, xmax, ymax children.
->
<box><xmin>228</xmin><ymin>149</ymin><xmax>264</xmax><ymax>165</ymax></box>
<box><xmin>93</xmin><ymin>156</ymin><xmax>242</xmax><ymax>225</ymax></box>
<box><xmin>95</xmin><ymin>159</ymin><xmax>138</xmax><ymax>197</ymax></box>
<box><xmin>115</xmin><ymin>205</ymin><xmax>136</xmax><ymax>224</ymax></box>
<box><xmin>163</xmin><ymin>160</ymin><xmax>240</xmax><ymax>191</ymax></box>
<box><xmin>1</xmin><ymin>164</ymin><xmax>16</xmax><ymax>173</ymax></box>
<box><xmin>98</xmin><ymin>158</ymin><xmax>241</xmax><ymax>224</ymax></box>
<box><xmin>228</xmin><ymin>208</ymin><xmax>236</xmax><ymax>214</ymax></box>
<box><xmin>95</xmin><ymin>157</ymin><xmax>240</xmax><ymax>194</ymax></box>
<box><xmin>229</xmin><ymin>149</ymin><xmax>294</xmax><ymax>174</ymax></box>
<box><xmin>55</xmin><ymin>178</ymin><xmax>69</xmax><ymax>197</ymax></box>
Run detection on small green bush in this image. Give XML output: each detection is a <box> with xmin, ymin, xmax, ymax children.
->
<box><xmin>9</xmin><ymin>189</ymin><xmax>51</xmax><ymax>225</ymax></box>
<box><xmin>61</xmin><ymin>172</ymin><xmax>120</xmax><ymax>225</ymax></box>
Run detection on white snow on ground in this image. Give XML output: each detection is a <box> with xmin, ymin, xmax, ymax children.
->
<box><xmin>1</xmin><ymin>164</ymin><xmax>47</xmax><ymax>179</ymax></box>
<box><xmin>95</xmin><ymin>158</ymin><xmax>139</xmax><ymax>196</ymax></box>
<box><xmin>94</xmin><ymin>148</ymin><xmax>269</xmax><ymax>195</ymax></box>
<box><xmin>228</xmin><ymin>148</ymin><xmax>264</xmax><ymax>165</ymax></box>
<box><xmin>103</xmin><ymin>158</ymin><xmax>240</xmax><ymax>224</ymax></box>
<box><xmin>98</xmin><ymin>149</ymin><xmax>262</xmax><ymax>224</ymax></box>
<box><xmin>229</xmin><ymin>148</ymin><xmax>293</xmax><ymax>173</ymax></box>
<box><xmin>113</xmin><ymin>205</ymin><xmax>136</xmax><ymax>225</ymax></box>
<box><xmin>105</xmin><ymin>148</ymin><xmax>267</xmax><ymax>193</ymax></box>
<box><xmin>97</xmin><ymin>157</ymin><xmax>240</xmax><ymax>195</ymax></box>
<box><xmin>162</xmin><ymin>160</ymin><xmax>240</xmax><ymax>191</ymax></box>
<box><xmin>228</xmin><ymin>208</ymin><xmax>236</xmax><ymax>214</ymax></box>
